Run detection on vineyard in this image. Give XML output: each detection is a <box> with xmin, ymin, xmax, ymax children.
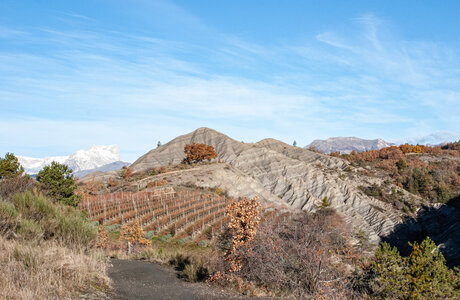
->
<box><xmin>78</xmin><ymin>188</ymin><xmax>231</xmax><ymax>240</ymax></box>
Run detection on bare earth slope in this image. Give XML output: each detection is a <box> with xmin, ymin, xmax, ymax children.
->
<box><xmin>131</xmin><ymin>127</ymin><xmax>250</xmax><ymax>173</ymax></box>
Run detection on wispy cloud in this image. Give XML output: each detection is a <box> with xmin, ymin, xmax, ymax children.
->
<box><xmin>1</xmin><ymin>7</ymin><xmax>459</xmax><ymax>160</ymax></box>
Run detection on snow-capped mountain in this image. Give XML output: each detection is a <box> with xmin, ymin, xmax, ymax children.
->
<box><xmin>18</xmin><ymin>145</ymin><xmax>122</xmax><ymax>175</ymax></box>
<box><xmin>402</xmin><ymin>131</ymin><xmax>460</xmax><ymax>146</ymax></box>
<box><xmin>306</xmin><ymin>137</ymin><xmax>394</xmax><ymax>154</ymax></box>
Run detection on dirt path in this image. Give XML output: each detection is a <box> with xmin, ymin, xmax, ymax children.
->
<box><xmin>108</xmin><ymin>259</ymin><xmax>251</xmax><ymax>300</ymax></box>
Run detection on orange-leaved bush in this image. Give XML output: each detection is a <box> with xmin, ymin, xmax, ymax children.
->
<box><xmin>225</xmin><ymin>197</ymin><xmax>261</xmax><ymax>273</ymax></box>
<box><xmin>183</xmin><ymin>143</ymin><xmax>218</xmax><ymax>164</ymax></box>
<box><xmin>120</xmin><ymin>219</ymin><xmax>151</xmax><ymax>247</ymax></box>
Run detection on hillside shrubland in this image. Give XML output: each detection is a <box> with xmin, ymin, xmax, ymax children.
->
<box><xmin>332</xmin><ymin>142</ymin><xmax>460</xmax><ymax>204</ymax></box>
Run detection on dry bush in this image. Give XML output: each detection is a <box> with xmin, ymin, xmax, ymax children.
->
<box><xmin>225</xmin><ymin>197</ymin><xmax>261</xmax><ymax>273</ymax></box>
<box><xmin>77</xmin><ymin>180</ymin><xmax>105</xmax><ymax>197</ymax></box>
<box><xmin>215</xmin><ymin>208</ymin><xmax>356</xmax><ymax>299</ymax></box>
<box><xmin>0</xmin><ymin>175</ymin><xmax>32</xmax><ymax>201</ymax></box>
<box><xmin>108</xmin><ymin>177</ymin><xmax>117</xmax><ymax>187</ymax></box>
<box><xmin>183</xmin><ymin>143</ymin><xmax>218</xmax><ymax>164</ymax></box>
<box><xmin>121</xmin><ymin>167</ymin><xmax>133</xmax><ymax>180</ymax></box>
<box><xmin>0</xmin><ymin>236</ymin><xmax>110</xmax><ymax>299</ymax></box>
<box><xmin>96</xmin><ymin>226</ymin><xmax>109</xmax><ymax>249</ymax></box>
<box><xmin>120</xmin><ymin>219</ymin><xmax>151</xmax><ymax>253</ymax></box>
<box><xmin>158</xmin><ymin>166</ymin><xmax>168</xmax><ymax>174</ymax></box>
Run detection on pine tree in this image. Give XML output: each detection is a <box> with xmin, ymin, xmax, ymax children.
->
<box><xmin>369</xmin><ymin>237</ymin><xmax>460</xmax><ymax>299</ymax></box>
<box><xmin>36</xmin><ymin>162</ymin><xmax>80</xmax><ymax>206</ymax></box>
<box><xmin>0</xmin><ymin>153</ymin><xmax>25</xmax><ymax>178</ymax></box>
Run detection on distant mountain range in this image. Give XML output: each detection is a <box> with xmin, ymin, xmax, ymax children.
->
<box><xmin>73</xmin><ymin>161</ymin><xmax>130</xmax><ymax>179</ymax></box>
<box><xmin>18</xmin><ymin>145</ymin><xmax>128</xmax><ymax>175</ymax></box>
<box><xmin>402</xmin><ymin>131</ymin><xmax>460</xmax><ymax>146</ymax></box>
<box><xmin>305</xmin><ymin>132</ymin><xmax>460</xmax><ymax>154</ymax></box>
<box><xmin>306</xmin><ymin>137</ymin><xmax>395</xmax><ymax>154</ymax></box>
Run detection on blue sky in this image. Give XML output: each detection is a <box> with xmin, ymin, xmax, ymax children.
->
<box><xmin>1</xmin><ymin>0</ymin><xmax>460</xmax><ymax>162</ymax></box>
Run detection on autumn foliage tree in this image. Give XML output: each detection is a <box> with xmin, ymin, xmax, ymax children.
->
<box><xmin>225</xmin><ymin>197</ymin><xmax>261</xmax><ymax>273</ymax></box>
<box><xmin>183</xmin><ymin>143</ymin><xmax>218</xmax><ymax>164</ymax></box>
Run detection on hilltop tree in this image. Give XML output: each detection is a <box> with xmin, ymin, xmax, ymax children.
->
<box><xmin>293</xmin><ymin>140</ymin><xmax>297</xmax><ymax>147</ymax></box>
<box><xmin>36</xmin><ymin>161</ymin><xmax>80</xmax><ymax>206</ymax></box>
<box><xmin>183</xmin><ymin>143</ymin><xmax>218</xmax><ymax>164</ymax></box>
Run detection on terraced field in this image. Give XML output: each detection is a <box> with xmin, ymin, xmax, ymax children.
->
<box><xmin>79</xmin><ymin>189</ymin><xmax>231</xmax><ymax>240</ymax></box>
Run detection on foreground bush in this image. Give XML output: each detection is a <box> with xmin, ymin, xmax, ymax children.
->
<box><xmin>213</xmin><ymin>206</ymin><xmax>355</xmax><ymax>298</ymax></box>
<box><xmin>1</xmin><ymin>191</ymin><xmax>97</xmax><ymax>248</ymax></box>
<box><xmin>0</xmin><ymin>192</ymin><xmax>108</xmax><ymax>299</ymax></box>
<box><xmin>363</xmin><ymin>237</ymin><xmax>460</xmax><ymax>299</ymax></box>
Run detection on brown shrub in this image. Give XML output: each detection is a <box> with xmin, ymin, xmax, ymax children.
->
<box><xmin>213</xmin><ymin>207</ymin><xmax>356</xmax><ymax>298</ymax></box>
<box><xmin>0</xmin><ymin>175</ymin><xmax>32</xmax><ymax>201</ymax></box>
<box><xmin>158</xmin><ymin>166</ymin><xmax>168</xmax><ymax>174</ymax></box>
<box><xmin>224</xmin><ymin>208</ymin><xmax>354</xmax><ymax>298</ymax></box>
<box><xmin>183</xmin><ymin>143</ymin><xmax>218</xmax><ymax>164</ymax></box>
<box><xmin>122</xmin><ymin>167</ymin><xmax>133</xmax><ymax>179</ymax></box>
<box><xmin>108</xmin><ymin>177</ymin><xmax>117</xmax><ymax>187</ymax></box>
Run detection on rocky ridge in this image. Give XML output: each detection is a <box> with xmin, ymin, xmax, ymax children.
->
<box><xmin>306</xmin><ymin>137</ymin><xmax>394</xmax><ymax>154</ymax></box>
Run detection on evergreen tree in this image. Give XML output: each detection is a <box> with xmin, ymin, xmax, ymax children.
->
<box><xmin>293</xmin><ymin>140</ymin><xmax>297</xmax><ymax>147</ymax></box>
<box><xmin>369</xmin><ymin>237</ymin><xmax>460</xmax><ymax>299</ymax></box>
<box><xmin>0</xmin><ymin>153</ymin><xmax>25</xmax><ymax>178</ymax></box>
<box><xmin>36</xmin><ymin>162</ymin><xmax>80</xmax><ymax>206</ymax></box>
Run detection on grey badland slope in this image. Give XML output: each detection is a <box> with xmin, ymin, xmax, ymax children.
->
<box><xmin>307</xmin><ymin>137</ymin><xmax>395</xmax><ymax>154</ymax></box>
<box><xmin>132</xmin><ymin>128</ymin><xmax>404</xmax><ymax>243</ymax></box>
<box><xmin>131</xmin><ymin>127</ymin><xmax>250</xmax><ymax>173</ymax></box>
<box><xmin>136</xmin><ymin>163</ymin><xmax>283</xmax><ymax>206</ymax></box>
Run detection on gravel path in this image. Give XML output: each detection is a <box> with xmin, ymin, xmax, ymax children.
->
<box><xmin>108</xmin><ymin>259</ymin><xmax>256</xmax><ymax>300</ymax></box>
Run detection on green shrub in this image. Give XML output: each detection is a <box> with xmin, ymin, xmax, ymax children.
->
<box><xmin>105</xmin><ymin>223</ymin><xmax>122</xmax><ymax>232</ymax></box>
<box><xmin>4</xmin><ymin>192</ymin><xmax>96</xmax><ymax>248</ymax></box>
<box><xmin>178</xmin><ymin>236</ymin><xmax>191</xmax><ymax>244</ymax></box>
<box><xmin>0</xmin><ymin>200</ymin><xmax>18</xmax><ymax>234</ymax></box>
<box><xmin>366</xmin><ymin>237</ymin><xmax>460</xmax><ymax>299</ymax></box>
<box><xmin>160</xmin><ymin>234</ymin><xmax>172</xmax><ymax>242</ymax></box>
<box><xmin>17</xmin><ymin>219</ymin><xmax>44</xmax><ymax>241</ymax></box>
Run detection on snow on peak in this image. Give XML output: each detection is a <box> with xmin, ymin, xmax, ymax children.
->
<box><xmin>66</xmin><ymin>145</ymin><xmax>120</xmax><ymax>172</ymax></box>
<box><xmin>18</xmin><ymin>145</ymin><xmax>121</xmax><ymax>174</ymax></box>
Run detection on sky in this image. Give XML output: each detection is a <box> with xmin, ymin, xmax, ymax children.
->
<box><xmin>1</xmin><ymin>0</ymin><xmax>460</xmax><ymax>162</ymax></box>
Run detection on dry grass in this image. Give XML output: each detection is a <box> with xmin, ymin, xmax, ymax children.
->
<box><xmin>0</xmin><ymin>191</ymin><xmax>111</xmax><ymax>299</ymax></box>
<box><xmin>0</xmin><ymin>236</ymin><xmax>110</xmax><ymax>299</ymax></box>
